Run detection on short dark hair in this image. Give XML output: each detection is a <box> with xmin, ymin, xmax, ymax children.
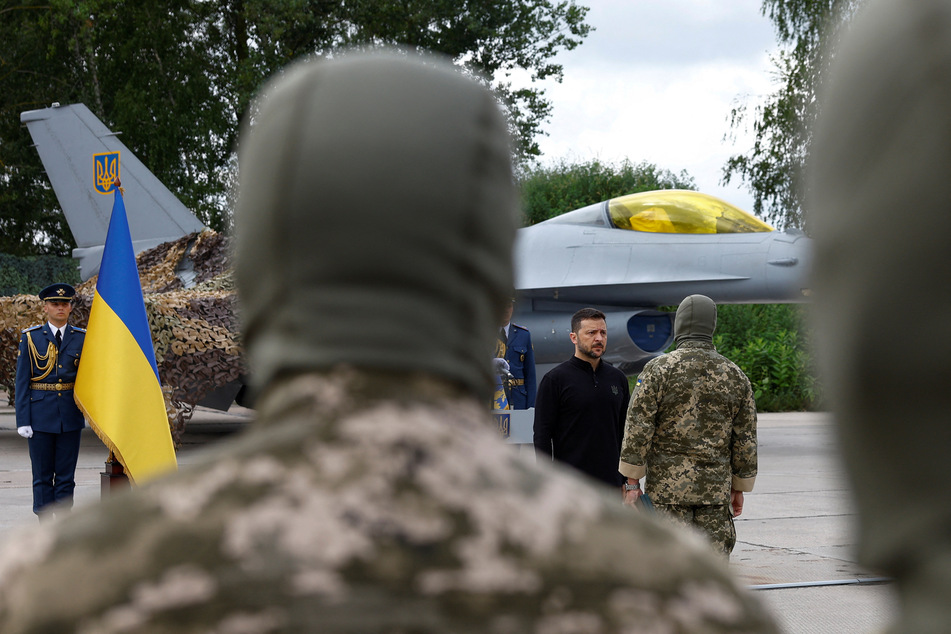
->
<box><xmin>571</xmin><ymin>308</ymin><xmax>606</xmax><ymax>333</ymax></box>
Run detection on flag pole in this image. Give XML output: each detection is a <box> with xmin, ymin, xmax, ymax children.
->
<box><xmin>101</xmin><ymin>450</ymin><xmax>130</xmax><ymax>495</ymax></box>
<box><xmin>95</xmin><ymin>180</ymin><xmax>131</xmax><ymax>496</ymax></box>
<box><xmin>75</xmin><ymin>177</ymin><xmax>178</xmax><ymax>491</ymax></box>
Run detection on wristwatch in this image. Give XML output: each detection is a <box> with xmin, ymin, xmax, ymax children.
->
<box><xmin>623</xmin><ymin>481</ymin><xmax>640</xmax><ymax>491</ymax></box>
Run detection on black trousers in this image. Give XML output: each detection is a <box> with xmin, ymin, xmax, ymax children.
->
<box><xmin>28</xmin><ymin>429</ymin><xmax>83</xmax><ymax>515</ymax></box>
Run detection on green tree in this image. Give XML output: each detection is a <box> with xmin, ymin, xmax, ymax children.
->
<box><xmin>723</xmin><ymin>0</ymin><xmax>862</xmax><ymax>230</ymax></box>
<box><xmin>0</xmin><ymin>253</ymin><xmax>79</xmax><ymax>296</ymax></box>
<box><xmin>519</xmin><ymin>158</ymin><xmax>695</xmax><ymax>225</ymax></box>
<box><xmin>0</xmin><ymin>3</ymin><xmax>75</xmax><ymax>256</ymax></box>
<box><xmin>0</xmin><ymin>0</ymin><xmax>591</xmax><ymax>255</ymax></box>
<box><xmin>714</xmin><ymin>304</ymin><xmax>819</xmax><ymax>411</ymax></box>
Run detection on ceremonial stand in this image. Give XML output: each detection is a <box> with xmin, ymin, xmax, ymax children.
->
<box><xmin>100</xmin><ymin>451</ymin><xmax>130</xmax><ymax>495</ymax></box>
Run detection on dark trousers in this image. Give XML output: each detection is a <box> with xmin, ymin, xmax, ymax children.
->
<box><xmin>654</xmin><ymin>503</ymin><xmax>736</xmax><ymax>556</ymax></box>
<box><xmin>28</xmin><ymin>429</ymin><xmax>83</xmax><ymax>515</ymax></box>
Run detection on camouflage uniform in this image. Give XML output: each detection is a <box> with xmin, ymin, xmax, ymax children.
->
<box><xmin>0</xmin><ymin>55</ymin><xmax>776</xmax><ymax>632</ymax></box>
<box><xmin>0</xmin><ymin>371</ymin><xmax>777</xmax><ymax>633</ymax></box>
<box><xmin>620</xmin><ymin>295</ymin><xmax>757</xmax><ymax>555</ymax></box>
<box><xmin>809</xmin><ymin>0</ymin><xmax>951</xmax><ymax>630</ymax></box>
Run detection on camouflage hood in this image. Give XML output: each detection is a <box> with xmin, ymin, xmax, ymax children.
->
<box><xmin>673</xmin><ymin>294</ymin><xmax>717</xmax><ymax>346</ymax></box>
<box><xmin>234</xmin><ymin>51</ymin><xmax>517</xmax><ymax>400</ymax></box>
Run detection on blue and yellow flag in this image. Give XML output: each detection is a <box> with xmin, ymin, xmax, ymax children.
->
<box><xmin>74</xmin><ymin>187</ymin><xmax>177</xmax><ymax>483</ymax></box>
<box><xmin>493</xmin><ymin>376</ymin><xmax>510</xmax><ymax>411</ymax></box>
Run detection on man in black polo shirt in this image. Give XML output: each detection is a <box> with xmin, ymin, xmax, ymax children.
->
<box><xmin>533</xmin><ymin>308</ymin><xmax>630</xmax><ymax>490</ymax></box>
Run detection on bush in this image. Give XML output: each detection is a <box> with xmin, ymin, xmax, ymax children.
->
<box><xmin>519</xmin><ymin>158</ymin><xmax>696</xmax><ymax>226</ymax></box>
<box><xmin>0</xmin><ymin>253</ymin><xmax>80</xmax><ymax>296</ymax></box>
<box><xmin>713</xmin><ymin>304</ymin><xmax>820</xmax><ymax>411</ymax></box>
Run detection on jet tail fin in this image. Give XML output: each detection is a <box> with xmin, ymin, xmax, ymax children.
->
<box><xmin>20</xmin><ymin>103</ymin><xmax>206</xmax><ymax>280</ymax></box>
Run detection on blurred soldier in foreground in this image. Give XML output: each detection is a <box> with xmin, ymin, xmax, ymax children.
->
<box><xmin>809</xmin><ymin>0</ymin><xmax>951</xmax><ymax>631</ymax></box>
<box><xmin>0</xmin><ymin>52</ymin><xmax>777</xmax><ymax>632</ymax></box>
<box><xmin>619</xmin><ymin>295</ymin><xmax>757</xmax><ymax>556</ymax></box>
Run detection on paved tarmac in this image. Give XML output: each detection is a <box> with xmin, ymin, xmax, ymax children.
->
<box><xmin>729</xmin><ymin>412</ymin><xmax>896</xmax><ymax>633</ymax></box>
<box><xmin>0</xmin><ymin>401</ymin><xmax>896</xmax><ymax>632</ymax></box>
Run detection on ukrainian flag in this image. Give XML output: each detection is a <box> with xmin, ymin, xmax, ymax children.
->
<box><xmin>493</xmin><ymin>375</ymin><xmax>509</xmax><ymax>410</ymax></box>
<box><xmin>74</xmin><ymin>187</ymin><xmax>177</xmax><ymax>483</ymax></box>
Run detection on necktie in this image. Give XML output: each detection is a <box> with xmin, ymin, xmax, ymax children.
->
<box><xmin>55</xmin><ymin>329</ymin><xmax>62</xmax><ymax>349</ymax></box>
<box><xmin>499</xmin><ymin>328</ymin><xmax>507</xmax><ymax>344</ymax></box>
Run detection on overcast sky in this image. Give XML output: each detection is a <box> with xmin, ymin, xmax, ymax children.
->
<box><xmin>528</xmin><ymin>0</ymin><xmax>779</xmax><ymax>216</ymax></box>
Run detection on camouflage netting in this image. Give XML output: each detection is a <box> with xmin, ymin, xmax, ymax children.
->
<box><xmin>0</xmin><ymin>230</ymin><xmax>244</xmax><ymax>446</ymax></box>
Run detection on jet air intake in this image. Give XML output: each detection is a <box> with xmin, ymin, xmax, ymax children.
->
<box><xmin>519</xmin><ymin>308</ymin><xmax>675</xmax><ymax>377</ymax></box>
<box><xmin>605</xmin><ymin>309</ymin><xmax>674</xmax><ymax>374</ymax></box>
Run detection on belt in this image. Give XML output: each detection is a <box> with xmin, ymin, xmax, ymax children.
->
<box><xmin>31</xmin><ymin>382</ymin><xmax>74</xmax><ymax>391</ymax></box>
<box><xmin>509</xmin><ymin>379</ymin><xmax>525</xmax><ymax>386</ymax></box>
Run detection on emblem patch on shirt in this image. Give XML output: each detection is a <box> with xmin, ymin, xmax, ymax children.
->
<box><xmin>93</xmin><ymin>151</ymin><xmax>120</xmax><ymax>194</ymax></box>
<box><xmin>612</xmin><ymin>385</ymin><xmax>619</xmax><ymax>396</ymax></box>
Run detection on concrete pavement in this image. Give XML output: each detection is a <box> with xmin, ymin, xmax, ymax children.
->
<box><xmin>730</xmin><ymin>412</ymin><xmax>897</xmax><ymax>633</ymax></box>
<box><xmin>0</xmin><ymin>397</ymin><xmax>250</xmax><ymax>534</ymax></box>
<box><xmin>0</xmin><ymin>401</ymin><xmax>896</xmax><ymax>632</ymax></box>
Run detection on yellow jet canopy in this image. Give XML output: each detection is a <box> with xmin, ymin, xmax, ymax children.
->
<box><xmin>608</xmin><ymin>190</ymin><xmax>773</xmax><ymax>234</ymax></box>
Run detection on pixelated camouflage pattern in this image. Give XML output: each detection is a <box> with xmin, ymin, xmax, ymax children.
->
<box><xmin>620</xmin><ymin>341</ymin><xmax>757</xmax><ymax>505</ymax></box>
<box><xmin>655</xmin><ymin>503</ymin><xmax>736</xmax><ymax>557</ymax></box>
<box><xmin>0</xmin><ymin>230</ymin><xmax>242</xmax><ymax>445</ymax></box>
<box><xmin>0</xmin><ymin>371</ymin><xmax>777</xmax><ymax>633</ymax></box>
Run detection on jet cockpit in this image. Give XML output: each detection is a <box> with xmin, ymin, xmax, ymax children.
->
<box><xmin>545</xmin><ymin>190</ymin><xmax>774</xmax><ymax>234</ymax></box>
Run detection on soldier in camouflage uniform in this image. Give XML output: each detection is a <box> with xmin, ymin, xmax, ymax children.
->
<box><xmin>0</xmin><ymin>53</ymin><xmax>777</xmax><ymax>633</ymax></box>
<box><xmin>809</xmin><ymin>0</ymin><xmax>951</xmax><ymax>630</ymax></box>
<box><xmin>619</xmin><ymin>294</ymin><xmax>757</xmax><ymax>556</ymax></box>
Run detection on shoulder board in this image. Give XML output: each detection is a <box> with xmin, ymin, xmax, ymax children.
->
<box><xmin>20</xmin><ymin>325</ymin><xmax>41</xmax><ymax>333</ymax></box>
<box><xmin>511</xmin><ymin>323</ymin><xmax>529</xmax><ymax>331</ymax></box>
<box><xmin>71</xmin><ymin>326</ymin><xmax>86</xmax><ymax>333</ymax></box>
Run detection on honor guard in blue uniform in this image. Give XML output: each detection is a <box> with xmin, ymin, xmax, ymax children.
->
<box><xmin>498</xmin><ymin>298</ymin><xmax>536</xmax><ymax>409</ymax></box>
<box><xmin>15</xmin><ymin>283</ymin><xmax>86</xmax><ymax>517</ymax></box>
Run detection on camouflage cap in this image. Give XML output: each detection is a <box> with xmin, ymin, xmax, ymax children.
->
<box><xmin>234</xmin><ymin>51</ymin><xmax>517</xmax><ymax>400</ymax></box>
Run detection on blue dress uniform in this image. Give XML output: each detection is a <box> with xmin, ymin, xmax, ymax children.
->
<box><xmin>503</xmin><ymin>323</ymin><xmax>536</xmax><ymax>409</ymax></box>
<box><xmin>15</xmin><ymin>284</ymin><xmax>86</xmax><ymax>515</ymax></box>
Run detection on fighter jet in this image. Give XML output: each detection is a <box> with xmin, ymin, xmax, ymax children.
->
<box><xmin>513</xmin><ymin>189</ymin><xmax>811</xmax><ymax>375</ymax></box>
<box><xmin>19</xmin><ymin>103</ymin><xmax>206</xmax><ymax>281</ymax></box>
<box><xmin>18</xmin><ymin>103</ymin><xmax>811</xmax><ymax>390</ymax></box>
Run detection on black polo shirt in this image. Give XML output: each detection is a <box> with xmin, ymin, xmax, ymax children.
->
<box><xmin>533</xmin><ymin>356</ymin><xmax>630</xmax><ymax>487</ymax></box>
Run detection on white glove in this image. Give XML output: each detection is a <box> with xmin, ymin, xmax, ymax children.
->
<box><xmin>17</xmin><ymin>426</ymin><xmax>33</xmax><ymax>439</ymax></box>
<box><xmin>493</xmin><ymin>358</ymin><xmax>510</xmax><ymax>375</ymax></box>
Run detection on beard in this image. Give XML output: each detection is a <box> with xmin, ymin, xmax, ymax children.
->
<box><xmin>577</xmin><ymin>340</ymin><xmax>604</xmax><ymax>360</ymax></box>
